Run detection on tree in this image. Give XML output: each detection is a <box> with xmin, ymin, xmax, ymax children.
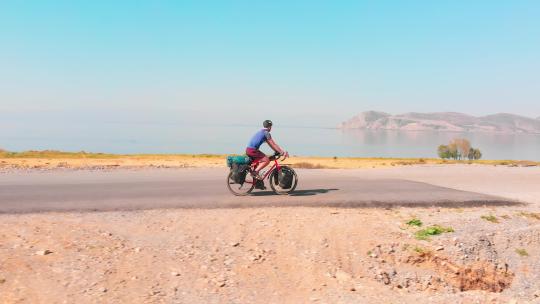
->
<box><xmin>468</xmin><ymin>148</ymin><xmax>475</xmax><ymax>160</ymax></box>
<box><xmin>437</xmin><ymin>139</ymin><xmax>480</xmax><ymax>160</ymax></box>
<box><xmin>438</xmin><ymin>145</ymin><xmax>451</xmax><ymax>159</ymax></box>
<box><xmin>472</xmin><ymin>148</ymin><xmax>482</xmax><ymax>160</ymax></box>
<box><xmin>467</xmin><ymin>147</ymin><xmax>482</xmax><ymax>160</ymax></box>
<box><xmin>447</xmin><ymin>141</ymin><xmax>459</xmax><ymax>160</ymax></box>
<box><xmin>449</xmin><ymin>138</ymin><xmax>471</xmax><ymax>160</ymax></box>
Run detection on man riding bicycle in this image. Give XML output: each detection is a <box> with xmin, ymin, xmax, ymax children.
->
<box><xmin>246</xmin><ymin>120</ymin><xmax>289</xmax><ymax>180</ymax></box>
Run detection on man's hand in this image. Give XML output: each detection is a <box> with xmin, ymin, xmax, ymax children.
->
<box><xmin>282</xmin><ymin>151</ymin><xmax>289</xmax><ymax>159</ymax></box>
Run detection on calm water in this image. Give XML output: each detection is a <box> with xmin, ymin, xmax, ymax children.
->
<box><xmin>2</xmin><ymin>123</ymin><xmax>540</xmax><ymax>160</ymax></box>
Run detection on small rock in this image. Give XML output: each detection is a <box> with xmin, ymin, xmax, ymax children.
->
<box><xmin>335</xmin><ymin>270</ymin><xmax>352</xmax><ymax>282</ymax></box>
<box><xmin>171</xmin><ymin>272</ymin><xmax>180</xmax><ymax>277</ymax></box>
<box><xmin>100</xmin><ymin>287</ymin><xmax>107</xmax><ymax>293</ymax></box>
<box><xmin>35</xmin><ymin>249</ymin><xmax>52</xmax><ymax>256</ymax></box>
<box><xmin>134</xmin><ymin>247</ymin><xmax>141</xmax><ymax>253</ymax></box>
<box><xmin>230</xmin><ymin>242</ymin><xmax>240</xmax><ymax>247</ymax></box>
<box><xmin>435</xmin><ymin>246</ymin><xmax>444</xmax><ymax>251</ymax></box>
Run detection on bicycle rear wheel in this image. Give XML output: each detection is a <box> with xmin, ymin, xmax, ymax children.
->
<box><xmin>269</xmin><ymin>166</ymin><xmax>298</xmax><ymax>195</ymax></box>
<box><xmin>226</xmin><ymin>170</ymin><xmax>255</xmax><ymax>196</ymax></box>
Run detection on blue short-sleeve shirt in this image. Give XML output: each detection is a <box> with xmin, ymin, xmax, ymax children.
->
<box><xmin>247</xmin><ymin>129</ymin><xmax>272</xmax><ymax>150</ymax></box>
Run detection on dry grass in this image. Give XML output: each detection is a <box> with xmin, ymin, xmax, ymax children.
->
<box><xmin>481</xmin><ymin>215</ymin><xmax>499</xmax><ymax>223</ymax></box>
<box><xmin>517</xmin><ymin>212</ymin><xmax>540</xmax><ymax>220</ymax></box>
<box><xmin>515</xmin><ymin>248</ymin><xmax>529</xmax><ymax>257</ymax></box>
<box><xmin>0</xmin><ymin>149</ymin><xmax>538</xmax><ymax>170</ymax></box>
<box><xmin>290</xmin><ymin>162</ymin><xmax>330</xmax><ymax>169</ymax></box>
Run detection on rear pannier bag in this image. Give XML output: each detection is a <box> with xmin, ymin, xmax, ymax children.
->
<box><xmin>278</xmin><ymin>167</ymin><xmax>294</xmax><ymax>189</ymax></box>
<box><xmin>231</xmin><ymin>163</ymin><xmax>249</xmax><ymax>184</ymax></box>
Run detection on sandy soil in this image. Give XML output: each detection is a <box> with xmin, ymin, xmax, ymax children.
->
<box><xmin>1</xmin><ymin>205</ymin><xmax>540</xmax><ymax>304</ymax></box>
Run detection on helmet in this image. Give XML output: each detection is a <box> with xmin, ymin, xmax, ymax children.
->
<box><xmin>263</xmin><ymin>120</ymin><xmax>273</xmax><ymax>128</ymax></box>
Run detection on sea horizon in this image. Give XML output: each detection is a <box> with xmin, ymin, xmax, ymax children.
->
<box><xmin>2</xmin><ymin>123</ymin><xmax>539</xmax><ymax>161</ymax></box>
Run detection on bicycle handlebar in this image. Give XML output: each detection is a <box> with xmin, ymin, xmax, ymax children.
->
<box><xmin>270</xmin><ymin>151</ymin><xmax>288</xmax><ymax>161</ymax></box>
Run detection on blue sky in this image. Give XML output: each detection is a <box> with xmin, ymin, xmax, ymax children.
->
<box><xmin>1</xmin><ymin>1</ymin><xmax>539</xmax><ymax>127</ymax></box>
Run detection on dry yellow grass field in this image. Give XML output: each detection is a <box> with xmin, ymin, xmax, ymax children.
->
<box><xmin>0</xmin><ymin>150</ymin><xmax>537</xmax><ymax>170</ymax></box>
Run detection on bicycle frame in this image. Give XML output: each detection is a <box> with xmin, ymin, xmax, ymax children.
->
<box><xmin>245</xmin><ymin>156</ymin><xmax>283</xmax><ymax>185</ymax></box>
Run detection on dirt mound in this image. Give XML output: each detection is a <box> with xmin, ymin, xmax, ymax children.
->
<box><xmin>367</xmin><ymin>243</ymin><xmax>514</xmax><ymax>293</ymax></box>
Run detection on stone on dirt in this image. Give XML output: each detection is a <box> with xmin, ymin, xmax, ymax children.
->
<box><xmin>335</xmin><ymin>270</ymin><xmax>352</xmax><ymax>282</ymax></box>
<box><xmin>35</xmin><ymin>249</ymin><xmax>52</xmax><ymax>256</ymax></box>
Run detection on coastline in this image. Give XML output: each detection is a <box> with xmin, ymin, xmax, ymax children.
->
<box><xmin>1</xmin><ymin>150</ymin><xmax>538</xmax><ymax>171</ymax></box>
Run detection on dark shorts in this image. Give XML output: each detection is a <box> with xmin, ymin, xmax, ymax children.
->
<box><xmin>246</xmin><ymin>148</ymin><xmax>266</xmax><ymax>161</ymax></box>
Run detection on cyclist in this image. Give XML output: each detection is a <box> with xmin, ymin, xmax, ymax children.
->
<box><xmin>246</xmin><ymin>120</ymin><xmax>288</xmax><ymax>180</ymax></box>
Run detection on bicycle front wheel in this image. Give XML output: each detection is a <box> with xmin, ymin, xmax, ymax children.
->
<box><xmin>226</xmin><ymin>170</ymin><xmax>255</xmax><ymax>196</ymax></box>
<box><xmin>269</xmin><ymin>166</ymin><xmax>298</xmax><ymax>195</ymax></box>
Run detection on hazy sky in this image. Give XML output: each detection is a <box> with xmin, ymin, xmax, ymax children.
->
<box><xmin>1</xmin><ymin>1</ymin><xmax>539</xmax><ymax>127</ymax></box>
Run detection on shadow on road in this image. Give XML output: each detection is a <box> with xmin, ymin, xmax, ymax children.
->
<box><xmin>251</xmin><ymin>188</ymin><xmax>339</xmax><ymax>197</ymax></box>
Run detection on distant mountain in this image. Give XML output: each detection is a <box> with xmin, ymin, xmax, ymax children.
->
<box><xmin>339</xmin><ymin>111</ymin><xmax>540</xmax><ymax>134</ymax></box>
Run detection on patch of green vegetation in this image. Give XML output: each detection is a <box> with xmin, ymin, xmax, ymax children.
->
<box><xmin>515</xmin><ymin>248</ymin><xmax>529</xmax><ymax>257</ymax></box>
<box><xmin>480</xmin><ymin>215</ymin><xmax>499</xmax><ymax>223</ymax></box>
<box><xmin>406</xmin><ymin>218</ymin><xmax>423</xmax><ymax>227</ymax></box>
<box><xmin>517</xmin><ymin>212</ymin><xmax>540</xmax><ymax>220</ymax></box>
<box><xmin>366</xmin><ymin>250</ymin><xmax>372</xmax><ymax>256</ymax></box>
<box><xmin>415</xmin><ymin>225</ymin><xmax>454</xmax><ymax>240</ymax></box>
<box><xmin>501</xmin><ymin>214</ymin><xmax>511</xmax><ymax>220</ymax></box>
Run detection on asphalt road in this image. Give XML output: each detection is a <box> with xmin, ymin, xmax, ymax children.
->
<box><xmin>0</xmin><ymin>166</ymin><xmax>525</xmax><ymax>214</ymax></box>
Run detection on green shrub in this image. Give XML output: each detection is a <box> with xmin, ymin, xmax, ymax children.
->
<box><xmin>480</xmin><ymin>215</ymin><xmax>499</xmax><ymax>223</ymax></box>
<box><xmin>515</xmin><ymin>248</ymin><xmax>528</xmax><ymax>257</ymax></box>
<box><xmin>406</xmin><ymin>218</ymin><xmax>423</xmax><ymax>227</ymax></box>
<box><xmin>415</xmin><ymin>225</ymin><xmax>454</xmax><ymax>240</ymax></box>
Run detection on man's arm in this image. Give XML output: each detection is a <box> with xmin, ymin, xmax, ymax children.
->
<box><xmin>267</xmin><ymin>138</ymin><xmax>287</xmax><ymax>156</ymax></box>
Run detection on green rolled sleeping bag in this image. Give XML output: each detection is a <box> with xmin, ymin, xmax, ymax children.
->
<box><xmin>226</xmin><ymin>155</ymin><xmax>251</xmax><ymax>168</ymax></box>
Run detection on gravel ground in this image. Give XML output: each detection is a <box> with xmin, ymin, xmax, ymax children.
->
<box><xmin>1</xmin><ymin>165</ymin><xmax>539</xmax><ymax>303</ymax></box>
<box><xmin>1</xmin><ymin>206</ymin><xmax>540</xmax><ymax>303</ymax></box>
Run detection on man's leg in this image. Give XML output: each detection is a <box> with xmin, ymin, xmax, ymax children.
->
<box><xmin>255</xmin><ymin>156</ymin><xmax>270</xmax><ymax>174</ymax></box>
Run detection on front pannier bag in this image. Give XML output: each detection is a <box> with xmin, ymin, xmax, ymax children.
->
<box><xmin>278</xmin><ymin>167</ymin><xmax>294</xmax><ymax>189</ymax></box>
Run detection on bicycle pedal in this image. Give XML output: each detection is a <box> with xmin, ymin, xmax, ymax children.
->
<box><xmin>255</xmin><ymin>180</ymin><xmax>266</xmax><ymax>190</ymax></box>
